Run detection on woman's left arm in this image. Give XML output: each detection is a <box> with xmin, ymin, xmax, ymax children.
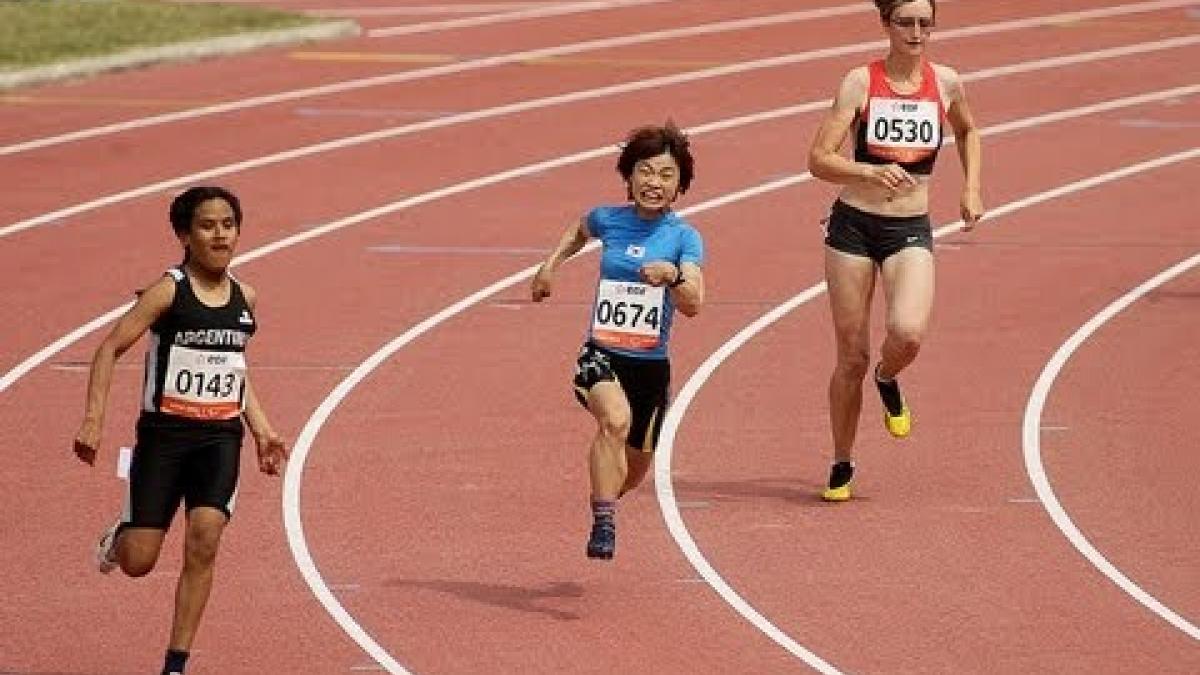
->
<box><xmin>944</xmin><ymin>67</ymin><xmax>985</xmax><ymax>228</ymax></box>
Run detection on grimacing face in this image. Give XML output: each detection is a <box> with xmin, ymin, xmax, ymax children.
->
<box><xmin>628</xmin><ymin>151</ymin><xmax>681</xmax><ymax>215</ymax></box>
<box><xmin>181</xmin><ymin>198</ymin><xmax>240</xmax><ymax>270</ymax></box>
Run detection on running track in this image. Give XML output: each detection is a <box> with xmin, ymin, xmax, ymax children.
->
<box><xmin>0</xmin><ymin>1</ymin><xmax>1196</xmax><ymax>672</ymax></box>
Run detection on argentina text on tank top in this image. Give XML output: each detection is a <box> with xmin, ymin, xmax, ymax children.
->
<box><xmin>853</xmin><ymin>59</ymin><xmax>946</xmax><ymax>176</ymax></box>
<box><xmin>141</xmin><ymin>267</ymin><xmax>256</xmax><ymax>424</ymax></box>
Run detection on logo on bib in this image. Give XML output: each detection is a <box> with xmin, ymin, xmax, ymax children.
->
<box><xmin>625</xmin><ymin>244</ymin><xmax>645</xmax><ymax>258</ymax></box>
<box><xmin>239</xmin><ymin>310</ymin><xmax>254</xmax><ymax>325</ymax></box>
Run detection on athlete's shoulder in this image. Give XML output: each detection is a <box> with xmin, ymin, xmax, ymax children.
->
<box><xmin>135</xmin><ymin>271</ymin><xmax>178</xmax><ymax>313</ymax></box>
<box><xmin>834</xmin><ymin>66</ymin><xmax>870</xmax><ymax>108</ymax></box>
<box><xmin>929</xmin><ymin>62</ymin><xmax>964</xmax><ymax>101</ymax></box>
<box><xmin>236</xmin><ymin>278</ymin><xmax>258</xmax><ymax>309</ymax></box>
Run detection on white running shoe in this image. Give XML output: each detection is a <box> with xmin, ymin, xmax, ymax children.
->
<box><xmin>94</xmin><ymin>521</ymin><xmax>121</xmax><ymax>574</ymax></box>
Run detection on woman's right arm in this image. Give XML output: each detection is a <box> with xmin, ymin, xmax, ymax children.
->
<box><xmin>808</xmin><ymin>69</ymin><xmax>915</xmax><ymax>192</ymax></box>
<box><xmin>74</xmin><ymin>277</ymin><xmax>174</xmax><ymax>465</ymax></box>
<box><xmin>531</xmin><ymin>216</ymin><xmax>592</xmax><ymax>302</ymax></box>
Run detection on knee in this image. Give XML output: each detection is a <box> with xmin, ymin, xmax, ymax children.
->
<box><xmin>119</xmin><ymin>547</ymin><xmax>159</xmax><ymax>578</ymax></box>
<box><xmin>597</xmin><ymin>412</ymin><xmax>631</xmax><ymax>443</ymax></box>
<box><xmin>184</xmin><ymin>527</ymin><xmax>223</xmax><ymax>569</ymax></box>
<box><xmin>834</xmin><ymin>347</ymin><xmax>871</xmax><ymax>381</ymax></box>
<box><xmin>886</xmin><ymin>322</ymin><xmax>925</xmax><ymax>355</ymax></box>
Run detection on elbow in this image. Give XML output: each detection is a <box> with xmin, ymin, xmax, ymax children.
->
<box><xmin>677</xmin><ymin>300</ymin><xmax>701</xmax><ymax>318</ymax></box>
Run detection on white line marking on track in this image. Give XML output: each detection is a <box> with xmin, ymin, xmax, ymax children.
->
<box><xmin>367</xmin><ymin>0</ymin><xmax>670</xmax><ymax>38</ymax></box>
<box><xmin>4</xmin><ymin>31</ymin><xmax>1196</xmax><ymax>243</ymax></box>
<box><xmin>280</xmin><ymin>136</ymin><xmax>1198</xmax><ymax>673</ymax></box>
<box><xmin>653</xmin><ymin>147</ymin><xmax>1200</xmax><ymax>668</ymax></box>
<box><xmin>1</xmin><ymin>77</ymin><xmax>1195</xmax><ymax>398</ymax></box>
<box><xmin>0</xmin><ymin>1</ymin><xmax>875</xmax><ymax>157</ymax></box>
<box><xmin>279</xmin><ymin>172</ymin><xmax>819</xmax><ymax>675</ymax></box>
<box><xmin>2</xmin><ymin>0</ymin><xmax>1190</xmax><ymax>228</ymax></box>
<box><xmin>1023</xmin><ymin>248</ymin><xmax>1200</xmax><ymax>641</ymax></box>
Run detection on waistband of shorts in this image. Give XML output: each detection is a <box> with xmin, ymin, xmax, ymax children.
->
<box><xmin>585</xmin><ymin>341</ymin><xmax>668</xmax><ymax>363</ymax></box>
<box><xmin>832</xmin><ymin>199</ymin><xmax>929</xmax><ymax>224</ymax></box>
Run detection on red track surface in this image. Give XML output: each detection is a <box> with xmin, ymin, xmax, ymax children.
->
<box><xmin>1</xmin><ymin>1</ymin><xmax>1197</xmax><ymax>673</ymax></box>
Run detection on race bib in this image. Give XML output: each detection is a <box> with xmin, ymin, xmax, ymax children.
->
<box><xmin>591</xmin><ymin>280</ymin><xmax>664</xmax><ymax>351</ymax></box>
<box><xmin>866</xmin><ymin>97</ymin><xmax>940</xmax><ymax>162</ymax></box>
<box><xmin>161</xmin><ymin>345</ymin><xmax>246</xmax><ymax>420</ymax></box>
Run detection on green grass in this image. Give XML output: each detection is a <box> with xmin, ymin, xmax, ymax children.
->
<box><xmin>0</xmin><ymin>0</ymin><xmax>320</xmax><ymax>70</ymax></box>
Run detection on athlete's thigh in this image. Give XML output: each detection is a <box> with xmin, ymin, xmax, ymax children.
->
<box><xmin>880</xmin><ymin>246</ymin><xmax>935</xmax><ymax>332</ymax></box>
<box><xmin>181</xmin><ymin>430</ymin><xmax>242</xmax><ymax>520</ymax></box>
<box><xmin>825</xmin><ymin>246</ymin><xmax>877</xmax><ymax>343</ymax></box>
<box><xmin>586</xmin><ymin>379</ymin><xmax>632</xmax><ymax>427</ymax></box>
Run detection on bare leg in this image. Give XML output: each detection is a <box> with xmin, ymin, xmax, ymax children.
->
<box><xmin>168</xmin><ymin>507</ymin><xmax>228</xmax><ymax>652</ymax></box>
<box><xmin>621</xmin><ymin>446</ymin><xmax>653</xmax><ymax>496</ymax></box>
<box><xmin>877</xmin><ymin>247</ymin><xmax>935</xmax><ymax>380</ymax></box>
<box><xmin>116</xmin><ymin>527</ymin><xmax>167</xmax><ymax>578</ymax></box>
<box><xmin>825</xmin><ymin>247</ymin><xmax>877</xmax><ymax>462</ymax></box>
<box><xmin>586</xmin><ymin>381</ymin><xmax>632</xmax><ymax>501</ymax></box>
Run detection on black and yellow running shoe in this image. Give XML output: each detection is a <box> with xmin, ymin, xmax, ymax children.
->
<box><xmin>821</xmin><ymin>461</ymin><xmax>854</xmax><ymax>502</ymax></box>
<box><xmin>875</xmin><ymin>366</ymin><xmax>912</xmax><ymax>439</ymax></box>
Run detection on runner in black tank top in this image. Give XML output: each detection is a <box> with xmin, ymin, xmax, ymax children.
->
<box><xmin>807</xmin><ymin>0</ymin><xmax>984</xmax><ymax>502</ymax></box>
<box><xmin>73</xmin><ymin>187</ymin><xmax>287</xmax><ymax>675</ymax></box>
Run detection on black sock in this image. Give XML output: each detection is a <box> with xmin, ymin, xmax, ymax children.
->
<box><xmin>874</xmin><ymin>365</ymin><xmax>905</xmax><ymax>416</ymax></box>
<box><xmin>828</xmin><ymin>461</ymin><xmax>854</xmax><ymax>489</ymax></box>
<box><xmin>162</xmin><ymin>649</ymin><xmax>189</xmax><ymax>674</ymax></box>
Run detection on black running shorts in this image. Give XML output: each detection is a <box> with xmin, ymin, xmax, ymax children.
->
<box><xmin>573</xmin><ymin>342</ymin><xmax>670</xmax><ymax>452</ymax></box>
<box><xmin>824</xmin><ymin>199</ymin><xmax>933</xmax><ymax>264</ymax></box>
<box><xmin>124</xmin><ymin>415</ymin><xmax>243</xmax><ymax>529</ymax></box>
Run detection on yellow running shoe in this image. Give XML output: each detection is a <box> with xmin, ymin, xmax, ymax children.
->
<box><xmin>821</xmin><ymin>461</ymin><xmax>854</xmax><ymax>502</ymax></box>
<box><xmin>875</xmin><ymin>365</ymin><xmax>912</xmax><ymax>439</ymax></box>
<box><xmin>821</xmin><ymin>483</ymin><xmax>852</xmax><ymax>502</ymax></box>
<box><xmin>883</xmin><ymin>404</ymin><xmax>912</xmax><ymax>439</ymax></box>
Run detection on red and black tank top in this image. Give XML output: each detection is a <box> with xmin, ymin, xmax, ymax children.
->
<box><xmin>853</xmin><ymin>59</ymin><xmax>945</xmax><ymax>176</ymax></box>
<box><xmin>140</xmin><ymin>267</ymin><xmax>255</xmax><ymax>427</ymax></box>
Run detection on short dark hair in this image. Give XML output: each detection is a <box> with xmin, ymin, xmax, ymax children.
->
<box><xmin>169</xmin><ymin>186</ymin><xmax>242</xmax><ymax>236</ymax></box>
<box><xmin>616</xmin><ymin>121</ymin><xmax>694</xmax><ymax>195</ymax></box>
<box><xmin>874</xmin><ymin>0</ymin><xmax>937</xmax><ymax>22</ymax></box>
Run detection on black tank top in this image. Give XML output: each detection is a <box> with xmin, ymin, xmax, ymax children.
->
<box><xmin>140</xmin><ymin>267</ymin><xmax>255</xmax><ymax>429</ymax></box>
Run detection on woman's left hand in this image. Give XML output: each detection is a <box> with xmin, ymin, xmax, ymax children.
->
<box><xmin>254</xmin><ymin>429</ymin><xmax>289</xmax><ymax>476</ymax></box>
<box><xmin>960</xmin><ymin>189</ymin><xmax>985</xmax><ymax>230</ymax></box>
<box><xmin>639</xmin><ymin>261</ymin><xmax>679</xmax><ymax>287</ymax></box>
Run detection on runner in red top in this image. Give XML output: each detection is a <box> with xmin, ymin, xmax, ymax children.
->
<box><xmin>808</xmin><ymin>0</ymin><xmax>984</xmax><ymax>501</ymax></box>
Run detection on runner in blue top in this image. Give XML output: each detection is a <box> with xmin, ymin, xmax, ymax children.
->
<box><xmin>532</xmin><ymin>122</ymin><xmax>705</xmax><ymax>560</ymax></box>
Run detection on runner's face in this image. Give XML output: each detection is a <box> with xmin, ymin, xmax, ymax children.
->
<box><xmin>628</xmin><ymin>151</ymin><xmax>680</xmax><ymax>216</ymax></box>
<box><xmin>182</xmin><ymin>198</ymin><xmax>239</xmax><ymax>271</ymax></box>
<box><xmin>886</xmin><ymin>0</ymin><xmax>934</xmax><ymax>57</ymax></box>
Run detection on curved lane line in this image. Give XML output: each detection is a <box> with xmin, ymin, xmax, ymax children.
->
<box><xmin>1022</xmin><ymin>253</ymin><xmax>1200</xmax><ymax>641</ymax></box>
<box><xmin>653</xmin><ymin>147</ymin><xmax>1200</xmax><ymax>667</ymax></box>
<box><xmin>0</xmin><ymin>2</ymin><xmax>872</xmax><ymax>157</ymax></box>
<box><xmin>4</xmin><ymin>1</ymin><xmax>1194</xmax><ymax>238</ymax></box>
<box><xmin>2</xmin><ymin>79</ymin><xmax>1195</xmax><ymax>397</ymax></box>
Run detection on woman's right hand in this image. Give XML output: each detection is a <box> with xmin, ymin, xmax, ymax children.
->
<box><xmin>531</xmin><ymin>264</ymin><xmax>554</xmax><ymax>302</ymax></box>
<box><xmin>861</xmin><ymin>163</ymin><xmax>917</xmax><ymax>194</ymax></box>
<box><xmin>74</xmin><ymin>419</ymin><xmax>101</xmax><ymax>466</ymax></box>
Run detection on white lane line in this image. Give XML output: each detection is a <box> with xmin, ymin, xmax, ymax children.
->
<box><xmin>653</xmin><ymin>147</ymin><xmax>1200</xmax><ymax>667</ymax></box>
<box><xmin>1023</xmin><ymin>252</ymin><xmax>1200</xmax><ymax>641</ymax></box>
<box><xmin>0</xmin><ymin>1</ymin><xmax>874</xmax><ymax>157</ymax></box>
<box><xmin>309</xmin><ymin>4</ymin><xmax>576</xmax><ymax>19</ymax></box>
<box><xmin>280</xmin><ymin>173</ymin><xmax>820</xmax><ymax>675</ymax></box>
<box><xmin>1</xmin><ymin>75</ymin><xmax>1195</xmax><ymax>398</ymax></box>
<box><xmin>285</xmin><ymin>133</ymin><xmax>1198</xmax><ymax>671</ymax></box>
<box><xmin>367</xmin><ymin>0</ymin><xmax>671</xmax><ymax>38</ymax></box>
<box><xmin>4</xmin><ymin>25</ymin><xmax>1196</xmax><ymax>241</ymax></box>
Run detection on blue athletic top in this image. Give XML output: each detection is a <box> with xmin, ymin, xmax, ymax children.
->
<box><xmin>584</xmin><ymin>205</ymin><xmax>704</xmax><ymax>359</ymax></box>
